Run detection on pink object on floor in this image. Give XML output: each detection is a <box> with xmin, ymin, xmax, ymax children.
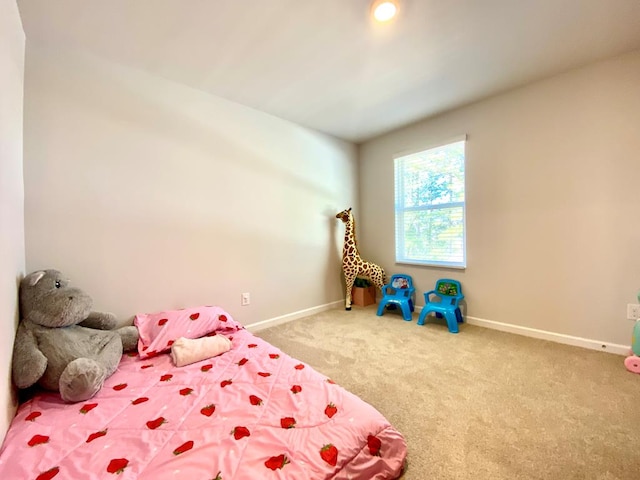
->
<box><xmin>624</xmin><ymin>355</ymin><xmax>640</xmax><ymax>374</ymax></box>
<box><xmin>0</xmin><ymin>320</ymin><xmax>406</xmax><ymax>479</ymax></box>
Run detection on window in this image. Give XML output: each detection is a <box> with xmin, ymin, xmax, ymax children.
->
<box><xmin>394</xmin><ymin>136</ymin><xmax>466</xmax><ymax>268</ymax></box>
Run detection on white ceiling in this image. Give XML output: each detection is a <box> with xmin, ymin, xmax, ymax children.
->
<box><xmin>17</xmin><ymin>0</ymin><xmax>640</xmax><ymax>143</ymax></box>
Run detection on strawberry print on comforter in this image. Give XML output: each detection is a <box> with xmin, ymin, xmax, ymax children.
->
<box><xmin>0</xmin><ymin>322</ymin><xmax>407</xmax><ymax>479</ymax></box>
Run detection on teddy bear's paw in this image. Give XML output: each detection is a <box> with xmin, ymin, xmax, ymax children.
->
<box><xmin>118</xmin><ymin>326</ymin><xmax>140</xmax><ymax>352</ymax></box>
<box><xmin>81</xmin><ymin>311</ymin><xmax>118</xmax><ymax>330</ymax></box>
<box><xmin>59</xmin><ymin>358</ymin><xmax>107</xmax><ymax>403</ymax></box>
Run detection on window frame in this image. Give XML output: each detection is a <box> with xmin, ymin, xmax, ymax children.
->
<box><xmin>393</xmin><ymin>135</ymin><xmax>467</xmax><ymax>269</ymax></box>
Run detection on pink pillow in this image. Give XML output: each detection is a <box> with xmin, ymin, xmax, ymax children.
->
<box><xmin>134</xmin><ymin>306</ymin><xmax>240</xmax><ymax>359</ymax></box>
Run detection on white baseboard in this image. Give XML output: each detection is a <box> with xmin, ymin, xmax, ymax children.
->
<box><xmin>245</xmin><ymin>300</ymin><xmax>344</xmax><ymax>333</ymax></box>
<box><xmin>247</xmin><ymin>303</ymin><xmax>631</xmax><ymax>356</ymax></box>
<box><xmin>464</xmin><ymin>315</ymin><xmax>630</xmax><ymax>356</ymax></box>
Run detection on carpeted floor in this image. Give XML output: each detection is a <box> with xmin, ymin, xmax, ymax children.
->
<box><xmin>255</xmin><ymin>305</ymin><xmax>640</xmax><ymax>480</ymax></box>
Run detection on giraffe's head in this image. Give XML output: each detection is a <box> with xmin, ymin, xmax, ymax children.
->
<box><xmin>335</xmin><ymin>208</ymin><xmax>352</xmax><ymax>223</ymax></box>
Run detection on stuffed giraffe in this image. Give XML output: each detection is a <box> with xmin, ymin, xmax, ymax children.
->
<box><xmin>335</xmin><ymin>208</ymin><xmax>386</xmax><ymax>310</ymax></box>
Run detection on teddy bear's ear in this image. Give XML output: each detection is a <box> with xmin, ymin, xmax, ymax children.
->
<box><xmin>25</xmin><ymin>270</ymin><xmax>46</xmax><ymax>287</ymax></box>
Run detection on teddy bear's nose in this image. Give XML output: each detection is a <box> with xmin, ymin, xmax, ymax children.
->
<box><xmin>68</xmin><ymin>296</ymin><xmax>74</xmax><ymax>301</ymax></box>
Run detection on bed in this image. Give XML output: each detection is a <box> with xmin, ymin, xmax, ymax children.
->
<box><xmin>0</xmin><ymin>306</ymin><xmax>407</xmax><ymax>479</ymax></box>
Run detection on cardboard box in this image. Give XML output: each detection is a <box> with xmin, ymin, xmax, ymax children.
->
<box><xmin>351</xmin><ymin>285</ymin><xmax>377</xmax><ymax>307</ymax></box>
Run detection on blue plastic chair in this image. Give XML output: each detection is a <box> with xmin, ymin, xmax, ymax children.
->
<box><xmin>417</xmin><ymin>279</ymin><xmax>464</xmax><ymax>333</ymax></box>
<box><xmin>376</xmin><ymin>274</ymin><xmax>415</xmax><ymax>321</ymax></box>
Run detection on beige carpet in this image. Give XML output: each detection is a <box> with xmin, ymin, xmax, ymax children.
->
<box><xmin>256</xmin><ymin>305</ymin><xmax>640</xmax><ymax>480</ymax></box>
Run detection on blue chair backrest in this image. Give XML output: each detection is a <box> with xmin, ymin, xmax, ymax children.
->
<box><xmin>385</xmin><ymin>274</ymin><xmax>415</xmax><ymax>297</ymax></box>
<box><xmin>434</xmin><ymin>279</ymin><xmax>463</xmax><ymax>305</ymax></box>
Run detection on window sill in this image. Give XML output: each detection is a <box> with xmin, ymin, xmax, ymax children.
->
<box><xmin>395</xmin><ymin>260</ymin><xmax>466</xmax><ymax>270</ymax></box>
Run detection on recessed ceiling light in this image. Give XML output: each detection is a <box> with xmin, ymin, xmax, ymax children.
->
<box><xmin>372</xmin><ymin>0</ymin><xmax>398</xmax><ymax>22</ymax></box>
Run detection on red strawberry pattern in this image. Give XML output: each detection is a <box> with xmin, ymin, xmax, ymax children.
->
<box><xmin>232</xmin><ymin>426</ymin><xmax>250</xmax><ymax>440</ymax></box>
<box><xmin>367</xmin><ymin>435</ymin><xmax>382</xmax><ymax>456</ymax></box>
<box><xmin>219</xmin><ymin>315</ymin><xmax>228</xmax><ymax>322</ymax></box>
<box><xmin>27</xmin><ymin>434</ymin><xmax>49</xmax><ymax>447</ymax></box>
<box><xmin>280</xmin><ymin>417</ymin><xmax>296</xmax><ymax>429</ymax></box>
<box><xmin>25</xmin><ymin>411</ymin><xmax>41</xmax><ymax>422</ymax></box>
<box><xmin>80</xmin><ymin>403</ymin><xmax>98</xmax><ymax>414</ymax></box>
<box><xmin>324</xmin><ymin>403</ymin><xmax>338</xmax><ymax>418</ymax></box>
<box><xmin>3</xmin><ymin>324</ymin><xmax>407</xmax><ymax>480</ymax></box>
<box><xmin>200</xmin><ymin>404</ymin><xmax>216</xmax><ymax>417</ymax></box>
<box><xmin>264</xmin><ymin>454</ymin><xmax>289</xmax><ymax>470</ymax></box>
<box><xmin>158</xmin><ymin>318</ymin><xmax>168</xmax><ymax>326</ymax></box>
<box><xmin>173</xmin><ymin>440</ymin><xmax>194</xmax><ymax>455</ymax></box>
<box><xmin>146</xmin><ymin>417</ymin><xmax>166</xmax><ymax>430</ymax></box>
<box><xmin>320</xmin><ymin>444</ymin><xmax>338</xmax><ymax>466</ymax></box>
<box><xmin>107</xmin><ymin>458</ymin><xmax>129</xmax><ymax>474</ymax></box>
<box><xmin>190</xmin><ymin>313</ymin><xmax>200</xmax><ymax>320</ymax></box>
<box><xmin>86</xmin><ymin>430</ymin><xmax>108</xmax><ymax>443</ymax></box>
<box><xmin>35</xmin><ymin>466</ymin><xmax>59</xmax><ymax>480</ymax></box>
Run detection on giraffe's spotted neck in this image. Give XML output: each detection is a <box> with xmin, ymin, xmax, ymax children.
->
<box><xmin>342</xmin><ymin>213</ymin><xmax>361</xmax><ymax>262</ymax></box>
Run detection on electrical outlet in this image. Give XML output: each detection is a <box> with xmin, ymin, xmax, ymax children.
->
<box><xmin>241</xmin><ymin>292</ymin><xmax>250</xmax><ymax>306</ymax></box>
<box><xmin>627</xmin><ymin>303</ymin><xmax>640</xmax><ymax>320</ymax></box>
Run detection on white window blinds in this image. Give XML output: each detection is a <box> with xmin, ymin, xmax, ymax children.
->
<box><xmin>394</xmin><ymin>137</ymin><xmax>466</xmax><ymax>268</ymax></box>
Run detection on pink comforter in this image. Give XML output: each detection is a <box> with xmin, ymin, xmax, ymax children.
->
<box><xmin>0</xmin><ymin>326</ymin><xmax>406</xmax><ymax>479</ymax></box>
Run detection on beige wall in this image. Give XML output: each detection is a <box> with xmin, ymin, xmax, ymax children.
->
<box><xmin>359</xmin><ymin>50</ymin><xmax>640</xmax><ymax>348</ymax></box>
<box><xmin>23</xmin><ymin>46</ymin><xmax>357</xmax><ymax>326</ymax></box>
<box><xmin>0</xmin><ymin>0</ymin><xmax>25</xmax><ymax>444</ymax></box>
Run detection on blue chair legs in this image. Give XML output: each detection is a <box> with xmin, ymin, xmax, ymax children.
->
<box><xmin>444</xmin><ymin>311</ymin><xmax>459</xmax><ymax>334</ymax></box>
<box><xmin>399</xmin><ymin>302</ymin><xmax>412</xmax><ymax>321</ymax></box>
<box><xmin>416</xmin><ymin>308</ymin><xmax>428</xmax><ymax>326</ymax></box>
<box><xmin>417</xmin><ymin>307</ymin><xmax>463</xmax><ymax>333</ymax></box>
<box><xmin>377</xmin><ymin>301</ymin><xmax>413</xmax><ymax>321</ymax></box>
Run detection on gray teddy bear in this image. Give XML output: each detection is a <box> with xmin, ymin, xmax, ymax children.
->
<box><xmin>12</xmin><ymin>269</ymin><xmax>139</xmax><ymax>402</ymax></box>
